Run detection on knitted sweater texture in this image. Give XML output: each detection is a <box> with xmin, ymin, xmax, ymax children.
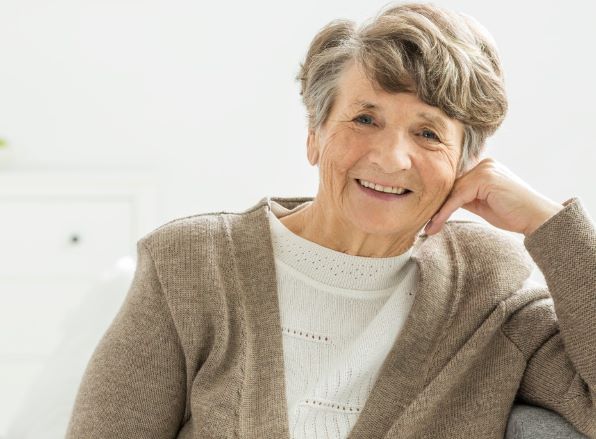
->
<box><xmin>66</xmin><ymin>195</ymin><xmax>596</xmax><ymax>438</ymax></box>
<box><xmin>268</xmin><ymin>200</ymin><xmax>418</xmax><ymax>438</ymax></box>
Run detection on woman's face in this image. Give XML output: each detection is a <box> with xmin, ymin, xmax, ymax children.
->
<box><xmin>307</xmin><ymin>60</ymin><xmax>465</xmax><ymax>238</ymax></box>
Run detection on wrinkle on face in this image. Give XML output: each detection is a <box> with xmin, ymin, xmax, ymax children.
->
<box><xmin>284</xmin><ymin>61</ymin><xmax>465</xmax><ymax>257</ymax></box>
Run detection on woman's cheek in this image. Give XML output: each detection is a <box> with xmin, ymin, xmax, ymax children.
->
<box><xmin>318</xmin><ymin>153</ymin><xmax>339</xmax><ymax>192</ymax></box>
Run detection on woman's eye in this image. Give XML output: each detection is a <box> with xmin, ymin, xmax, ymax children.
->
<box><xmin>354</xmin><ymin>114</ymin><xmax>375</xmax><ymax>126</ymax></box>
<box><xmin>420</xmin><ymin>129</ymin><xmax>440</xmax><ymax>142</ymax></box>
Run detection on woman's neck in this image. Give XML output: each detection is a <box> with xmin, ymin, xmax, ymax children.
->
<box><xmin>278</xmin><ymin>199</ymin><xmax>418</xmax><ymax>258</ymax></box>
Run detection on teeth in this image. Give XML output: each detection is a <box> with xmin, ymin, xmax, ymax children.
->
<box><xmin>358</xmin><ymin>179</ymin><xmax>408</xmax><ymax>195</ymax></box>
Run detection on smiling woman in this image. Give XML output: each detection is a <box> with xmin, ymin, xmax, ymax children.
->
<box><xmin>66</xmin><ymin>2</ymin><xmax>596</xmax><ymax>439</ymax></box>
<box><xmin>281</xmin><ymin>60</ymin><xmax>468</xmax><ymax>257</ymax></box>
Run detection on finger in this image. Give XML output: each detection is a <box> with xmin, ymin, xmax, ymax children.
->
<box><xmin>426</xmin><ymin>181</ymin><xmax>480</xmax><ymax>234</ymax></box>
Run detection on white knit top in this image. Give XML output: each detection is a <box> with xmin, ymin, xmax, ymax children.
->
<box><xmin>268</xmin><ymin>200</ymin><xmax>420</xmax><ymax>439</ymax></box>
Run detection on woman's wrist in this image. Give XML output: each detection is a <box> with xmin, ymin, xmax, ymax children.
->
<box><xmin>523</xmin><ymin>202</ymin><xmax>565</xmax><ymax>237</ymax></box>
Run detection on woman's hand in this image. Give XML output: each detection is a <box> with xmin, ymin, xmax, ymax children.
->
<box><xmin>424</xmin><ymin>158</ymin><xmax>564</xmax><ymax>237</ymax></box>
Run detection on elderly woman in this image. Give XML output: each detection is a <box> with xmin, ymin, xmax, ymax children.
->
<box><xmin>66</xmin><ymin>2</ymin><xmax>596</xmax><ymax>439</ymax></box>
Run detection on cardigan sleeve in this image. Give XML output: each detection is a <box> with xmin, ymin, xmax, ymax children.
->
<box><xmin>502</xmin><ymin>197</ymin><xmax>596</xmax><ymax>438</ymax></box>
<box><xmin>65</xmin><ymin>239</ymin><xmax>187</xmax><ymax>439</ymax></box>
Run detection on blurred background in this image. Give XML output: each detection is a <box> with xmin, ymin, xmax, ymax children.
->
<box><xmin>0</xmin><ymin>0</ymin><xmax>594</xmax><ymax>437</ymax></box>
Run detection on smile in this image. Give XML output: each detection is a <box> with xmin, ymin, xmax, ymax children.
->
<box><xmin>355</xmin><ymin>179</ymin><xmax>412</xmax><ymax>201</ymax></box>
<box><xmin>357</xmin><ymin>178</ymin><xmax>410</xmax><ymax>194</ymax></box>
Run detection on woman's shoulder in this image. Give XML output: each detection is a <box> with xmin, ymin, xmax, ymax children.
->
<box><xmin>136</xmin><ymin>195</ymin><xmax>310</xmax><ymax>251</ymax></box>
<box><xmin>442</xmin><ymin>220</ymin><xmax>542</xmax><ymax>319</ymax></box>
<box><xmin>445</xmin><ymin>219</ymin><xmax>528</xmax><ymax>252</ymax></box>
<box><xmin>444</xmin><ymin>219</ymin><xmax>535</xmax><ymax>275</ymax></box>
<box><xmin>137</xmin><ymin>210</ymin><xmax>244</xmax><ymax>257</ymax></box>
<box><xmin>140</xmin><ymin>210</ymin><xmax>225</xmax><ymax>248</ymax></box>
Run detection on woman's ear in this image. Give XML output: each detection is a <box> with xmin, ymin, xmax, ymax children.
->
<box><xmin>306</xmin><ymin>130</ymin><xmax>320</xmax><ymax>166</ymax></box>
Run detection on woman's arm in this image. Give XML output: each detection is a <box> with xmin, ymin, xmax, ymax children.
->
<box><xmin>502</xmin><ymin>197</ymin><xmax>596</xmax><ymax>438</ymax></box>
<box><xmin>66</xmin><ymin>239</ymin><xmax>187</xmax><ymax>438</ymax></box>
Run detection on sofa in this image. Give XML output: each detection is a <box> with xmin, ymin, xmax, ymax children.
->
<box><xmin>506</xmin><ymin>403</ymin><xmax>589</xmax><ymax>438</ymax></box>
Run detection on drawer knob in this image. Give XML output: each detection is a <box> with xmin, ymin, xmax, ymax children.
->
<box><xmin>70</xmin><ymin>234</ymin><xmax>81</xmax><ymax>244</ymax></box>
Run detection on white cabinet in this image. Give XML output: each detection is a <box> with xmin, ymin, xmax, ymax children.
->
<box><xmin>0</xmin><ymin>199</ymin><xmax>132</xmax><ymax>277</ymax></box>
<box><xmin>0</xmin><ymin>170</ymin><xmax>157</xmax><ymax>437</ymax></box>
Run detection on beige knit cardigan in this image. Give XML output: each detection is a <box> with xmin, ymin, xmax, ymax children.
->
<box><xmin>66</xmin><ymin>195</ymin><xmax>596</xmax><ymax>438</ymax></box>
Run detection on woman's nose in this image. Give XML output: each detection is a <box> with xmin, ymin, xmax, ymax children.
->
<box><xmin>371</xmin><ymin>134</ymin><xmax>413</xmax><ymax>172</ymax></box>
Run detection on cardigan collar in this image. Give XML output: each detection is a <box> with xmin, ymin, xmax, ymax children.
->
<box><xmin>223</xmin><ymin>195</ymin><xmax>462</xmax><ymax>438</ymax></box>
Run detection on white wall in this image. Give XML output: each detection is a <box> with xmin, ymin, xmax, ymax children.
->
<box><xmin>0</xmin><ymin>0</ymin><xmax>594</xmax><ymax>436</ymax></box>
<box><xmin>0</xmin><ymin>0</ymin><xmax>594</xmax><ymax>224</ymax></box>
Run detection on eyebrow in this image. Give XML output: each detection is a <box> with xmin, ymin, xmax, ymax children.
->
<box><xmin>351</xmin><ymin>100</ymin><xmax>383</xmax><ymax>111</ymax></box>
<box><xmin>416</xmin><ymin>111</ymin><xmax>449</xmax><ymax>134</ymax></box>
<box><xmin>350</xmin><ymin>100</ymin><xmax>450</xmax><ymax>134</ymax></box>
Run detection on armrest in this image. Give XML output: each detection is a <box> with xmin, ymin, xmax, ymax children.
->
<box><xmin>506</xmin><ymin>403</ymin><xmax>589</xmax><ymax>439</ymax></box>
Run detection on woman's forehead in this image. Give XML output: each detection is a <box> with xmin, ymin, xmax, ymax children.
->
<box><xmin>334</xmin><ymin>61</ymin><xmax>462</xmax><ymax>132</ymax></box>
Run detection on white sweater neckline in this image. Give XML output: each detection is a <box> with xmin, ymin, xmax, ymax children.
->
<box><xmin>268</xmin><ymin>200</ymin><xmax>414</xmax><ymax>291</ymax></box>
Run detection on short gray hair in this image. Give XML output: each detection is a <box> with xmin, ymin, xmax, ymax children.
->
<box><xmin>296</xmin><ymin>2</ymin><xmax>507</xmax><ymax>175</ymax></box>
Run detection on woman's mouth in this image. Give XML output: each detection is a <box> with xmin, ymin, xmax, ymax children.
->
<box><xmin>355</xmin><ymin>179</ymin><xmax>412</xmax><ymax>201</ymax></box>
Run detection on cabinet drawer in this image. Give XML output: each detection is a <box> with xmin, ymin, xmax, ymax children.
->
<box><xmin>0</xmin><ymin>198</ymin><xmax>133</xmax><ymax>277</ymax></box>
